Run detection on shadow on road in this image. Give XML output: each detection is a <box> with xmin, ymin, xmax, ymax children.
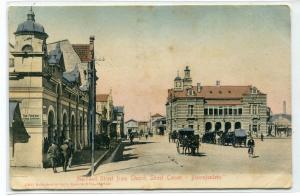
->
<box><xmin>126</xmin><ymin>141</ymin><xmax>156</xmax><ymax>145</ymax></box>
<box><xmin>178</xmin><ymin>152</ymin><xmax>207</xmax><ymax>157</ymax></box>
<box><xmin>122</xmin><ymin>153</ymin><xmax>138</xmax><ymax>161</ymax></box>
<box><xmin>95</xmin><ymin>161</ymin><xmax>170</xmax><ymax>175</ymax></box>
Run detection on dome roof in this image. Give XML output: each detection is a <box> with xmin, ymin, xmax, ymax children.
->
<box><xmin>174</xmin><ymin>76</ymin><xmax>182</xmax><ymax>81</ymax></box>
<box><xmin>15</xmin><ymin>8</ymin><xmax>48</xmax><ymax>37</ymax></box>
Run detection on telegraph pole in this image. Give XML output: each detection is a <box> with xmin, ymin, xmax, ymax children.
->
<box><xmin>88</xmin><ymin>36</ymin><xmax>96</xmax><ymax>176</ymax></box>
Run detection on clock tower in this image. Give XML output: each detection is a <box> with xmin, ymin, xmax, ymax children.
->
<box><xmin>12</xmin><ymin>7</ymin><xmax>48</xmax><ymax>73</ymax></box>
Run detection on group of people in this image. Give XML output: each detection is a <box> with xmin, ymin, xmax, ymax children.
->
<box><xmin>47</xmin><ymin>139</ymin><xmax>74</xmax><ymax>173</ymax></box>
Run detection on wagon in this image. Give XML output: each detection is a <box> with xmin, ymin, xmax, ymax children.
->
<box><xmin>221</xmin><ymin>129</ymin><xmax>247</xmax><ymax>147</ymax></box>
<box><xmin>176</xmin><ymin>128</ymin><xmax>200</xmax><ymax>155</ymax></box>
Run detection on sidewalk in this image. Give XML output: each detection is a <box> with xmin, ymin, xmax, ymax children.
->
<box><xmin>10</xmin><ymin>147</ymin><xmax>107</xmax><ymax>190</ymax></box>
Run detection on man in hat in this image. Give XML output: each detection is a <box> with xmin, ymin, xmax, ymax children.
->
<box><xmin>47</xmin><ymin>142</ymin><xmax>59</xmax><ymax>173</ymax></box>
<box><xmin>60</xmin><ymin>140</ymin><xmax>69</xmax><ymax>172</ymax></box>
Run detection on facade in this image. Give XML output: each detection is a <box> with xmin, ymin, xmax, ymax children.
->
<box><xmin>96</xmin><ymin>92</ymin><xmax>114</xmax><ymax>136</ymax></box>
<box><xmin>113</xmin><ymin>106</ymin><xmax>125</xmax><ymax>138</ymax></box>
<box><xmin>9</xmin><ymin>9</ymin><xmax>95</xmax><ymax>167</ymax></box>
<box><xmin>268</xmin><ymin>114</ymin><xmax>292</xmax><ymax>137</ymax></box>
<box><xmin>125</xmin><ymin>119</ymin><xmax>138</xmax><ymax>136</ymax></box>
<box><xmin>150</xmin><ymin>113</ymin><xmax>164</xmax><ymax>134</ymax></box>
<box><xmin>166</xmin><ymin>66</ymin><xmax>268</xmax><ymax>137</ymax></box>
<box><xmin>152</xmin><ymin>117</ymin><xmax>166</xmax><ymax>135</ymax></box>
<box><xmin>138</xmin><ymin>121</ymin><xmax>149</xmax><ymax>135</ymax></box>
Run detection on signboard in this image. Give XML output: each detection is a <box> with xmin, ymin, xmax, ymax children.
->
<box><xmin>22</xmin><ymin>114</ymin><xmax>42</xmax><ymax>126</ymax></box>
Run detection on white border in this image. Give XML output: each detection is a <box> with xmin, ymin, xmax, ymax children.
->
<box><xmin>1</xmin><ymin>0</ymin><xmax>300</xmax><ymax>195</ymax></box>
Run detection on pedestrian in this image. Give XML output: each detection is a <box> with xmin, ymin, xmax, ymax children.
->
<box><xmin>261</xmin><ymin>133</ymin><xmax>264</xmax><ymax>141</ymax></box>
<box><xmin>145</xmin><ymin>132</ymin><xmax>148</xmax><ymax>140</ymax></box>
<box><xmin>47</xmin><ymin>142</ymin><xmax>59</xmax><ymax>173</ymax></box>
<box><xmin>60</xmin><ymin>140</ymin><xmax>69</xmax><ymax>172</ymax></box>
<box><xmin>67</xmin><ymin>139</ymin><xmax>74</xmax><ymax>168</ymax></box>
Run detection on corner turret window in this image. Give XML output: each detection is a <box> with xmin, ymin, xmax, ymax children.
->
<box><xmin>22</xmin><ymin>45</ymin><xmax>33</xmax><ymax>53</ymax></box>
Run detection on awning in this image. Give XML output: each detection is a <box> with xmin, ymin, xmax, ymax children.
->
<box><xmin>234</xmin><ymin>129</ymin><xmax>247</xmax><ymax>137</ymax></box>
<box><xmin>9</xmin><ymin>101</ymin><xmax>30</xmax><ymax>143</ymax></box>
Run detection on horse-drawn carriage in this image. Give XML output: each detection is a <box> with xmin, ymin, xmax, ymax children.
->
<box><xmin>169</xmin><ymin>130</ymin><xmax>178</xmax><ymax>143</ymax></box>
<box><xmin>176</xmin><ymin>128</ymin><xmax>200</xmax><ymax>155</ymax></box>
<box><xmin>202</xmin><ymin>131</ymin><xmax>216</xmax><ymax>144</ymax></box>
<box><xmin>221</xmin><ymin>129</ymin><xmax>247</xmax><ymax>147</ymax></box>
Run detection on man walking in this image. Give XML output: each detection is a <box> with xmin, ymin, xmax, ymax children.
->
<box><xmin>47</xmin><ymin>142</ymin><xmax>59</xmax><ymax>173</ymax></box>
<box><xmin>60</xmin><ymin>140</ymin><xmax>69</xmax><ymax>172</ymax></box>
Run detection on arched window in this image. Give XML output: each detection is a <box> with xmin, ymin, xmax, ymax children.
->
<box><xmin>22</xmin><ymin>45</ymin><xmax>33</xmax><ymax>53</ymax></box>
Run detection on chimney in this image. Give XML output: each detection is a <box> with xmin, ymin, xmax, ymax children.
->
<box><xmin>197</xmin><ymin>83</ymin><xmax>202</xmax><ymax>92</ymax></box>
<box><xmin>283</xmin><ymin>100</ymin><xmax>286</xmax><ymax>114</ymax></box>
<box><xmin>216</xmin><ymin>80</ymin><xmax>220</xmax><ymax>86</ymax></box>
<box><xmin>89</xmin><ymin>35</ymin><xmax>95</xmax><ymax>59</ymax></box>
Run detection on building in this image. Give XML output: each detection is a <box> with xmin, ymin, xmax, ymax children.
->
<box><xmin>152</xmin><ymin>117</ymin><xmax>166</xmax><ymax>135</ymax></box>
<box><xmin>113</xmin><ymin>106</ymin><xmax>125</xmax><ymax>138</ymax></box>
<box><xmin>166</xmin><ymin>66</ymin><xmax>268</xmax><ymax>137</ymax></box>
<box><xmin>96</xmin><ymin>92</ymin><xmax>114</xmax><ymax>136</ymax></box>
<box><xmin>125</xmin><ymin>119</ymin><xmax>138</xmax><ymax>136</ymax></box>
<box><xmin>9</xmin><ymin>9</ymin><xmax>95</xmax><ymax>167</ymax></box>
<box><xmin>268</xmin><ymin>101</ymin><xmax>292</xmax><ymax>137</ymax></box>
<box><xmin>150</xmin><ymin>113</ymin><xmax>164</xmax><ymax>134</ymax></box>
<box><xmin>138</xmin><ymin>121</ymin><xmax>149</xmax><ymax>135</ymax></box>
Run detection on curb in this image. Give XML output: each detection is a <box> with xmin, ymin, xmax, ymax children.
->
<box><xmin>84</xmin><ymin>141</ymin><xmax>123</xmax><ymax>176</ymax></box>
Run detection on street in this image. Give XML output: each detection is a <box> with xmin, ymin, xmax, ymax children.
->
<box><xmin>93</xmin><ymin>135</ymin><xmax>292</xmax><ymax>189</ymax></box>
<box><xmin>10</xmin><ymin>135</ymin><xmax>291</xmax><ymax>189</ymax></box>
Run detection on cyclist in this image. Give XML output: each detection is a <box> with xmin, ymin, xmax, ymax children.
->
<box><xmin>247</xmin><ymin>136</ymin><xmax>255</xmax><ymax>158</ymax></box>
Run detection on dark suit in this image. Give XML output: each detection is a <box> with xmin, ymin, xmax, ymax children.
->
<box><xmin>60</xmin><ymin>143</ymin><xmax>69</xmax><ymax>172</ymax></box>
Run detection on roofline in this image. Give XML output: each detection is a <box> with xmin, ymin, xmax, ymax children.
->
<box><xmin>47</xmin><ymin>39</ymin><xmax>69</xmax><ymax>45</ymax></box>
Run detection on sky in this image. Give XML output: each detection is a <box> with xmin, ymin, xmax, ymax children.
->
<box><xmin>8</xmin><ymin>5</ymin><xmax>291</xmax><ymax>121</ymax></box>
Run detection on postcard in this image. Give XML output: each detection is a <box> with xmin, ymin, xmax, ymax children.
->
<box><xmin>8</xmin><ymin>5</ymin><xmax>292</xmax><ymax>190</ymax></box>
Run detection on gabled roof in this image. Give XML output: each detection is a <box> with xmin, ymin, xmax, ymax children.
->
<box><xmin>151</xmin><ymin>113</ymin><xmax>164</xmax><ymax>118</ymax></box>
<box><xmin>72</xmin><ymin>44</ymin><xmax>91</xmax><ymax>63</ymax></box>
<box><xmin>47</xmin><ymin>43</ymin><xmax>65</xmax><ymax>71</ymax></box>
<box><xmin>125</xmin><ymin>119</ymin><xmax>138</xmax><ymax>123</ymax></box>
<box><xmin>62</xmin><ymin>64</ymin><xmax>81</xmax><ymax>85</ymax></box>
<box><xmin>96</xmin><ymin>94</ymin><xmax>109</xmax><ymax>102</ymax></box>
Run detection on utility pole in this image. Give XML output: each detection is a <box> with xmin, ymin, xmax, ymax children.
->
<box><xmin>88</xmin><ymin>36</ymin><xmax>96</xmax><ymax>176</ymax></box>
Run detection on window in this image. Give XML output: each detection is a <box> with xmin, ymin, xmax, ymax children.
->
<box><xmin>229</xmin><ymin>108</ymin><xmax>232</xmax><ymax>115</ymax></box>
<box><xmin>188</xmin><ymin>105</ymin><xmax>194</xmax><ymax>116</ymax></box>
<box><xmin>238</xmin><ymin>108</ymin><xmax>243</xmax><ymax>115</ymax></box>
<box><xmin>22</xmin><ymin>44</ymin><xmax>33</xmax><ymax>53</ymax></box>
<box><xmin>209</xmin><ymin>108</ymin><xmax>213</xmax><ymax>115</ymax></box>
<box><xmin>233</xmin><ymin>108</ymin><xmax>237</xmax><ymax>115</ymax></box>
<box><xmin>204</xmin><ymin>108</ymin><xmax>208</xmax><ymax>115</ymax></box>
<box><xmin>214</xmin><ymin>108</ymin><xmax>218</xmax><ymax>116</ymax></box>
<box><xmin>224</xmin><ymin>108</ymin><xmax>228</xmax><ymax>115</ymax></box>
<box><xmin>252</xmin><ymin>105</ymin><xmax>257</xmax><ymax>115</ymax></box>
<box><xmin>219</xmin><ymin>108</ymin><xmax>223</xmax><ymax>115</ymax></box>
<box><xmin>253</xmin><ymin>125</ymin><xmax>257</xmax><ymax>132</ymax></box>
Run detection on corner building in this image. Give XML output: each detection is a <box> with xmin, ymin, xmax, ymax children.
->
<box><xmin>9</xmin><ymin>9</ymin><xmax>94</xmax><ymax>167</ymax></box>
<box><xmin>166</xmin><ymin>66</ymin><xmax>268</xmax><ymax>136</ymax></box>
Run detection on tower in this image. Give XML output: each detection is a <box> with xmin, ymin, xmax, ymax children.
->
<box><xmin>174</xmin><ymin>70</ymin><xmax>183</xmax><ymax>91</ymax></box>
<box><xmin>183</xmin><ymin>66</ymin><xmax>192</xmax><ymax>89</ymax></box>
<box><xmin>12</xmin><ymin>7</ymin><xmax>48</xmax><ymax>73</ymax></box>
